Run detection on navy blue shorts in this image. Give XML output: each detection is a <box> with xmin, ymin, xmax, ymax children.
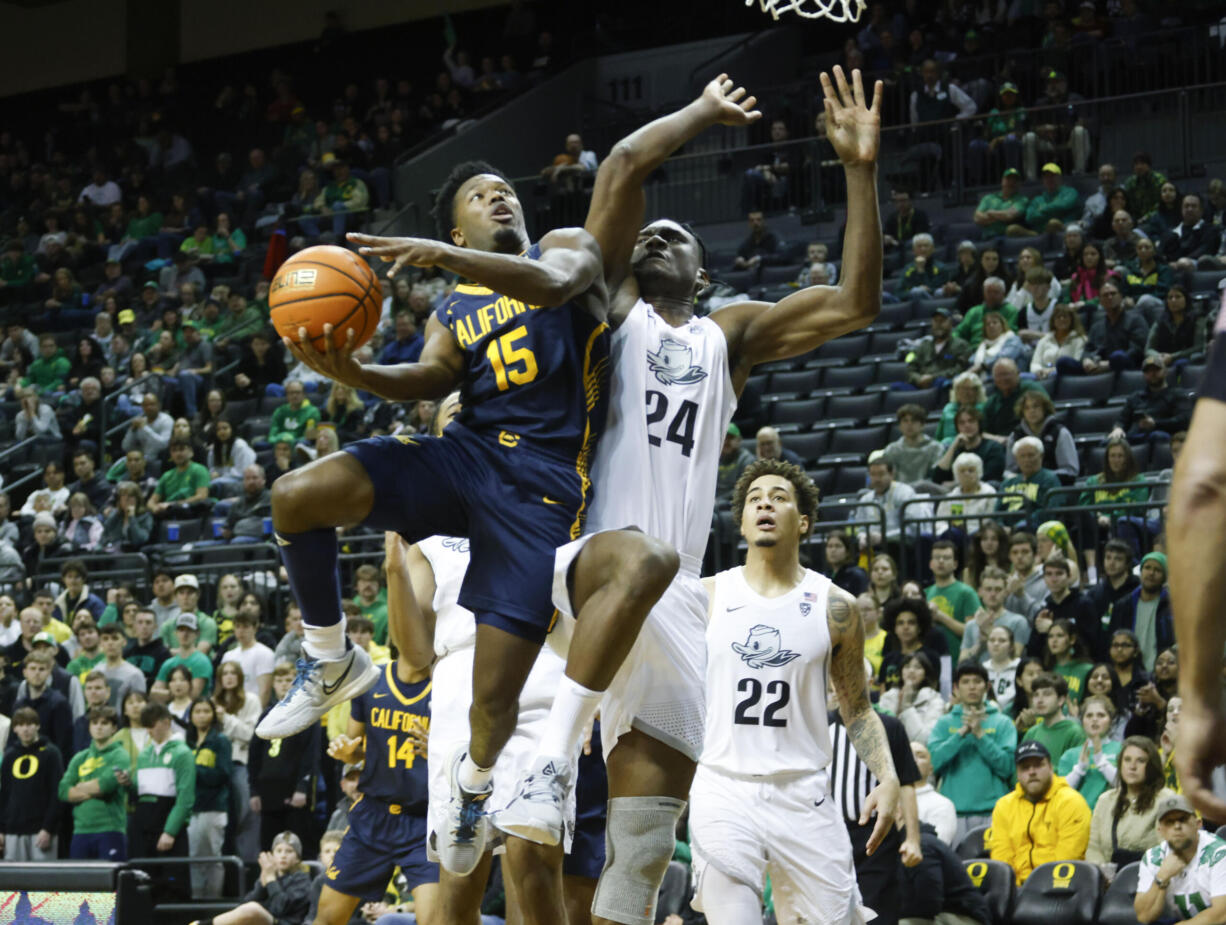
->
<box><xmin>345</xmin><ymin>423</ymin><xmax>586</xmax><ymax>643</ymax></box>
<box><xmin>328</xmin><ymin>795</ymin><xmax>438</xmax><ymax>900</ymax></box>
<box><xmin>564</xmin><ymin>721</ymin><xmax>608</xmax><ymax>879</ymax></box>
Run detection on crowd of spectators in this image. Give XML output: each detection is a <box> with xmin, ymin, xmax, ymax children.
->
<box><xmin>0</xmin><ymin>1</ymin><xmax>1223</xmax><ymax>923</ymax></box>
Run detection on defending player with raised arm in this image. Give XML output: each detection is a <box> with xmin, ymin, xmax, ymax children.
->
<box><xmin>497</xmin><ymin>69</ymin><xmax>885</xmax><ymax>925</ymax></box>
<box><xmin>261</xmin><ymin>159</ymin><xmax>679</xmax><ymax>881</ymax></box>
<box><xmin>1172</xmin><ymin>310</ymin><xmax>1226</xmax><ymax>819</ymax></box>
<box><xmin>689</xmin><ymin>459</ymin><xmax>899</xmax><ymax>925</ymax></box>
<box><xmin>588</xmin><ymin>66</ymin><xmax>883</xmax><ymax>379</ymax></box>
<box><xmin>315</xmin><ymin>531</ymin><xmax>438</xmax><ymax>925</ymax></box>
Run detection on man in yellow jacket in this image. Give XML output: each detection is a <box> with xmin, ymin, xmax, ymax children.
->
<box><xmin>989</xmin><ymin>739</ymin><xmax>1092</xmax><ymax>884</ymax></box>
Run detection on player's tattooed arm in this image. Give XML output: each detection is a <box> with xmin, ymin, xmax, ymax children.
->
<box><xmin>385</xmin><ymin>532</ymin><xmax>436</xmax><ymax>674</ymax></box>
<box><xmin>586</xmin><ymin>74</ymin><xmax>760</xmax><ymax>300</ymax></box>
<box><xmin>829</xmin><ymin>585</ymin><xmax>901</xmax><ymax>855</ymax></box>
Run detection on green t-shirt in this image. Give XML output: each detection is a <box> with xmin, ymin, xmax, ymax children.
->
<box><xmin>1057</xmin><ymin>740</ymin><xmax>1122</xmax><ymax>812</ymax></box>
<box><xmin>23</xmin><ymin>354</ymin><xmax>71</xmax><ymax>392</ymax></box>
<box><xmin>126</xmin><ymin>212</ymin><xmax>163</xmax><ymax>239</ymax></box>
<box><xmin>179</xmin><ymin>235</ymin><xmax>216</xmax><ymax>257</ymax></box>
<box><xmin>66</xmin><ymin>651</ymin><xmax>106</xmax><ymax>682</ymax></box>
<box><xmin>155</xmin><ymin>462</ymin><xmax>210</xmax><ymax>502</ymax></box>
<box><xmin>976</xmin><ymin>191</ymin><xmax>1030</xmax><ymax>237</ymax></box>
<box><xmin>1052</xmin><ymin>660</ymin><xmax>1094</xmax><ymax>703</ymax></box>
<box><xmin>1023</xmin><ymin>716</ymin><xmax>1086</xmax><ymax>760</ymax></box>
<box><xmin>269</xmin><ymin>401</ymin><xmax>320</xmax><ymax>442</ymax></box>
<box><xmin>157</xmin><ymin>611</ymin><xmax>219</xmax><ymax>652</ymax></box>
<box><xmin>926</xmin><ymin>580</ymin><xmax>982</xmax><ymax>657</ymax></box>
<box><xmin>998</xmin><ymin>469</ymin><xmax>1062</xmax><ymax>523</ymax></box>
<box><xmin>954</xmin><ymin>302</ymin><xmax>1020</xmax><ymax>348</ymax></box>
<box><xmin>355</xmin><ymin>589</ymin><xmax>389</xmax><ymax>645</ymax></box>
<box><xmin>156</xmin><ymin>650</ymin><xmax>215</xmax><ymax>693</ymax></box>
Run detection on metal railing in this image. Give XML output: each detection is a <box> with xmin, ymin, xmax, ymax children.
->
<box><xmin>893</xmin><ymin>487</ymin><xmax>1167</xmax><ymax>580</ymax></box>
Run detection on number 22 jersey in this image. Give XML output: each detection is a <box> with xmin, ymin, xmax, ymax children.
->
<box><xmin>702</xmin><ymin>566</ymin><xmax>834</xmax><ymax>778</ymax></box>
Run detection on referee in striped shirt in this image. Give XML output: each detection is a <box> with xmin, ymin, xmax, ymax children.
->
<box><xmin>829</xmin><ymin>663</ymin><xmax>923</xmax><ymax>925</ymax></box>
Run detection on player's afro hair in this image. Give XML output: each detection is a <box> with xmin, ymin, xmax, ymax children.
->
<box><xmin>731</xmin><ymin>458</ymin><xmax>819</xmax><ymax>534</ymax></box>
<box><xmin>432</xmin><ymin>160</ymin><xmax>514</xmax><ymax>242</ymax></box>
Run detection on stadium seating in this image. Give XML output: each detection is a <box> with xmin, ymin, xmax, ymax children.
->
<box><xmin>962</xmin><ymin>858</ymin><xmax>1016</xmax><ymax>925</ymax></box>
<box><xmin>1096</xmin><ymin>861</ymin><xmax>1141</xmax><ymax>925</ymax></box>
<box><xmin>1010</xmin><ymin>861</ymin><xmax>1102</xmax><ymax>925</ymax></box>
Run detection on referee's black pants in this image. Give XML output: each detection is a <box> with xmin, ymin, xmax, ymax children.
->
<box><xmin>849</xmin><ymin>823</ymin><xmax>904</xmax><ymax>925</ymax></box>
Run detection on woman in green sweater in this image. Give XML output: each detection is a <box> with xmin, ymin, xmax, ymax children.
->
<box><xmin>1043</xmin><ymin>618</ymin><xmax>1094</xmax><ymax>706</ymax></box>
<box><xmin>187</xmin><ymin>698</ymin><xmax>233</xmax><ymax>899</ymax></box>
<box><xmin>107</xmin><ymin>194</ymin><xmax>164</xmax><ymax>263</ymax></box>
<box><xmin>1077</xmin><ymin>437</ymin><xmax>1149</xmax><ymax>581</ymax></box>
<box><xmin>1058</xmin><ymin>694</ymin><xmax>1122</xmax><ymax>811</ymax></box>
<box><xmin>936</xmin><ymin>371</ymin><xmax>986</xmax><ymax>442</ymax></box>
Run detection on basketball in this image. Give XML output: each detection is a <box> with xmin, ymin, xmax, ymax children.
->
<box><xmin>269</xmin><ymin>245</ymin><xmax>382</xmax><ymax>352</ymax></box>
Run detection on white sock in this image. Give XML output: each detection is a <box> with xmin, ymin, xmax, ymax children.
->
<box><xmin>303</xmin><ymin>617</ymin><xmax>347</xmax><ymax>661</ymax></box>
<box><xmin>1086</xmin><ymin>566</ymin><xmax>1099</xmax><ymax>585</ymax></box>
<box><xmin>537</xmin><ymin>674</ymin><xmax>602</xmax><ymax>762</ymax></box>
<box><xmin>458</xmin><ymin>753</ymin><xmax>493</xmax><ymax>792</ymax></box>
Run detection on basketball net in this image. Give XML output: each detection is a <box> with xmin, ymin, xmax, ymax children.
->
<box><xmin>745</xmin><ymin>0</ymin><xmax>866</xmax><ymax>22</ymax></box>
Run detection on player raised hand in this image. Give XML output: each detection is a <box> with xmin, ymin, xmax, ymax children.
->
<box><xmin>328</xmin><ymin>733</ymin><xmax>365</xmax><ymax>765</ymax></box>
<box><xmin>820</xmin><ymin>65</ymin><xmax>883</xmax><ymax>167</ymax></box>
<box><xmin>699</xmin><ymin>73</ymin><xmax>762</xmax><ymax>127</ymax></box>
<box><xmin>348</xmin><ymin>232</ymin><xmax>446</xmax><ymax>278</ymax></box>
<box><xmin>284</xmin><ymin>323</ymin><xmax>367</xmax><ymax>390</ymax></box>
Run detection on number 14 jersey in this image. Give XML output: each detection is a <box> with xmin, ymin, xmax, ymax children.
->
<box><xmin>702</xmin><ymin>567</ymin><xmax>834</xmax><ymax>778</ymax></box>
<box><xmin>585</xmin><ymin>299</ymin><xmax>736</xmax><ymax>562</ymax></box>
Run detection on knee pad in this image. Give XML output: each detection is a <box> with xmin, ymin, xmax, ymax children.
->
<box><xmin>591</xmin><ymin>796</ymin><xmax>686</xmax><ymax>925</ymax></box>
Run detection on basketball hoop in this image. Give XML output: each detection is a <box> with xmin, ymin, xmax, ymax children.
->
<box><xmin>746</xmin><ymin>0</ymin><xmax>867</xmax><ymax>22</ymax></box>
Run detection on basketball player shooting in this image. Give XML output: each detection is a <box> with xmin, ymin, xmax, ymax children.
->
<box><xmin>494</xmin><ymin>67</ymin><xmax>888</xmax><ymax>925</ymax></box>
<box><xmin>262</xmin><ymin>159</ymin><xmax>679</xmax><ymax>879</ymax></box>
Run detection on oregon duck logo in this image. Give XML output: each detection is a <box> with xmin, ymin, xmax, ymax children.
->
<box><xmin>732</xmin><ymin>625</ymin><xmax>800</xmax><ymax>669</ymax></box>
<box><xmin>647</xmin><ymin>338</ymin><xmax>707</xmax><ymax>386</ymax></box>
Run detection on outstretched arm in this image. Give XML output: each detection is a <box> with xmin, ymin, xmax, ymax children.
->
<box><xmin>714</xmin><ymin>67</ymin><xmax>884</xmax><ymax>391</ymax></box>
<box><xmin>829</xmin><ymin>584</ymin><xmax>901</xmax><ymax>856</ymax></box>
<box><xmin>385</xmin><ymin>532</ymin><xmax>436</xmax><ymax>674</ymax></box>
<box><xmin>349</xmin><ymin>227</ymin><xmax>602</xmax><ymax>309</ymax></box>
<box><xmin>585</xmin><ymin>75</ymin><xmax>760</xmax><ymax>297</ymax></box>
<box><xmin>1172</xmin><ymin>380</ymin><xmax>1226</xmax><ymax>819</ymax></box>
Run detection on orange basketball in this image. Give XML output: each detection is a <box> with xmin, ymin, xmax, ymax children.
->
<box><xmin>269</xmin><ymin>245</ymin><xmax>382</xmax><ymax>352</ymax></box>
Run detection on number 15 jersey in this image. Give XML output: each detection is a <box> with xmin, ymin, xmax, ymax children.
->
<box><xmin>585</xmin><ymin>299</ymin><xmax>736</xmax><ymax>562</ymax></box>
<box><xmin>702</xmin><ymin>567</ymin><xmax>834</xmax><ymax>779</ymax></box>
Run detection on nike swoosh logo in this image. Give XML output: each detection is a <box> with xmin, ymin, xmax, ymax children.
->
<box><xmin>726</xmin><ymin>605</ymin><xmax>747</xmax><ymax>612</ymax></box>
<box><xmin>814</xmin><ymin>796</ymin><xmax>825</xmax><ymax>808</ymax></box>
<box><xmin>372</xmin><ymin>692</ymin><xmax>388</xmax><ymax>699</ymax></box>
<box><xmin>275</xmin><ymin>534</ymin><xmax>291</xmax><ymax>547</ymax></box>
<box><xmin>321</xmin><ymin>655</ymin><xmax>353</xmax><ymax>696</ymax></box>
<box><xmin>542</xmin><ymin>496</ymin><xmax>562</xmax><ymax>505</ymax></box>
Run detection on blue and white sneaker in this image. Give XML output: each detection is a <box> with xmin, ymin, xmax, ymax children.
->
<box><xmin>437</xmin><ymin>750</ymin><xmax>494</xmax><ymax>876</ymax></box>
<box><xmin>255</xmin><ymin>645</ymin><xmax>380</xmax><ymax>739</ymax></box>
<box><xmin>495</xmin><ymin>755</ymin><xmax>572</xmax><ymax>846</ymax></box>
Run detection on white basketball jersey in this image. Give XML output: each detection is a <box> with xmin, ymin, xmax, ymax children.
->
<box><xmin>585</xmin><ymin>299</ymin><xmax>737</xmax><ymax>563</ymax></box>
<box><xmin>417</xmin><ymin>535</ymin><xmax>475</xmax><ymax>657</ymax></box>
<box><xmin>701</xmin><ymin>567</ymin><xmax>834</xmax><ymax>779</ymax></box>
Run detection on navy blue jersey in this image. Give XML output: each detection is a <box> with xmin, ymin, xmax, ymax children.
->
<box><xmin>435</xmin><ymin>243</ymin><xmax>609</xmax><ymax>461</ymax></box>
<box><xmin>350</xmin><ymin>662</ymin><xmax>430</xmax><ymax>810</ymax></box>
